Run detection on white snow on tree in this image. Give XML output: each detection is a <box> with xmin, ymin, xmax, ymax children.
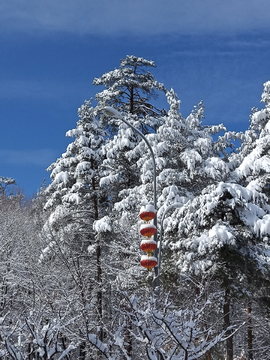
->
<box><xmin>45</xmin><ymin>101</ymin><xmax>105</xmax><ymax>211</ymax></box>
<box><xmin>0</xmin><ymin>176</ymin><xmax>16</xmax><ymax>195</ymax></box>
<box><xmin>94</xmin><ymin>55</ymin><xmax>166</xmax><ymax>127</ymax></box>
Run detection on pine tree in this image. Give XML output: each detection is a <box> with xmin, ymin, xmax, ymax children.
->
<box><xmin>93</xmin><ymin>55</ymin><xmax>166</xmax><ymax>133</ymax></box>
<box><xmin>113</xmin><ymin>88</ymin><xmax>242</xmax><ymax>272</ymax></box>
<box><xmin>229</xmin><ymin>80</ymin><xmax>270</xmax><ymax>360</ymax></box>
<box><xmin>41</xmin><ymin>101</ymin><xmax>110</xmax><ymax>358</ymax></box>
<box><xmin>96</xmin><ymin>55</ymin><xmax>167</xmax><ymax>206</ymax></box>
<box><xmin>161</xmin><ymin>82</ymin><xmax>270</xmax><ymax>359</ymax></box>
<box><xmin>93</xmin><ymin>57</ymin><xmax>167</xmax><ymax>357</ymax></box>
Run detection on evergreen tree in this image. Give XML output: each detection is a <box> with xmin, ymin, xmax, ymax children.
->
<box><xmin>41</xmin><ymin>101</ymin><xmax>110</xmax><ymax>358</ymax></box>
<box><xmin>94</xmin><ymin>56</ymin><xmax>168</xmax><ymax>357</ymax></box>
<box><xmin>96</xmin><ymin>55</ymin><xmax>167</xmax><ymax>205</ymax></box>
<box><xmin>93</xmin><ymin>55</ymin><xmax>166</xmax><ymax>134</ymax></box>
<box><xmin>163</xmin><ymin>82</ymin><xmax>270</xmax><ymax>359</ymax></box>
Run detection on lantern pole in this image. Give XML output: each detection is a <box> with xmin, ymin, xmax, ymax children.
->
<box><xmin>102</xmin><ymin>106</ymin><xmax>159</xmax><ymax>288</ymax></box>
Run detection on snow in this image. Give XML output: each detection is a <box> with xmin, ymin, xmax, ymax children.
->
<box><xmin>203</xmin><ymin>157</ymin><xmax>229</xmax><ymax>179</ymax></box>
<box><xmin>208</xmin><ymin>224</ymin><xmax>235</xmax><ymax>246</ymax></box>
<box><xmin>52</xmin><ymin>171</ymin><xmax>69</xmax><ymax>186</ymax></box>
<box><xmin>62</xmin><ymin>193</ymin><xmax>82</xmax><ymax>204</ymax></box>
<box><xmin>238</xmin><ymin>151</ymin><xmax>270</xmax><ymax>177</ymax></box>
<box><xmin>75</xmin><ymin>161</ymin><xmax>91</xmax><ymax>172</ymax></box>
<box><xmin>194</xmin><ymin>137</ymin><xmax>212</xmax><ymax>154</ymax></box>
<box><xmin>88</xmin><ymin>334</ymin><xmax>110</xmax><ymax>358</ymax></box>
<box><xmin>140</xmin><ymin>223</ymin><xmax>156</xmax><ymax>231</ymax></box>
<box><xmin>246</xmin><ymin>180</ymin><xmax>262</xmax><ymax>192</ymax></box>
<box><xmin>58</xmin><ymin>345</ymin><xmax>76</xmax><ymax>360</ymax></box>
<box><xmin>191</xmin><ymin>225</ymin><xmax>235</xmax><ymax>257</ymax></box>
<box><xmin>254</xmin><ymin>214</ymin><xmax>270</xmax><ymax>236</ymax></box>
<box><xmin>100</xmin><ymin>173</ymin><xmax>119</xmax><ymax>187</ymax></box>
<box><xmin>261</xmin><ymin>80</ymin><xmax>270</xmax><ymax>105</ymax></box>
<box><xmin>251</xmin><ymin>109</ymin><xmax>267</xmax><ymax>124</ymax></box>
<box><xmin>141</xmin><ymin>255</ymin><xmax>157</xmax><ymax>262</ymax></box>
<box><xmin>180</xmin><ymin>149</ymin><xmax>202</xmax><ymax>172</ymax></box>
<box><xmin>141</xmin><ymin>239</ymin><xmax>157</xmax><ymax>245</ymax></box>
<box><xmin>140</xmin><ymin>204</ymin><xmax>156</xmax><ymax>214</ymax></box>
<box><xmin>93</xmin><ymin>216</ymin><xmax>112</xmax><ymax>233</ymax></box>
<box><xmin>39</xmin><ymin>241</ymin><xmax>56</xmax><ymax>262</ymax></box>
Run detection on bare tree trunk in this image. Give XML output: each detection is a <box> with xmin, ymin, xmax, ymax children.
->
<box><xmin>91</xmin><ymin>159</ymin><xmax>103</xmax><ymax>355</ymax></box>
<box><xmin>247</xmin><ymin>302</ymin><xmax>253</xmax><ymax>360</ymax></box>
<box><xmin>130</xmin><ymin>85</ymin><xmax>134</xmax><ymax>114</ymax></box>
<box><xmin>224</xmin><ymin>288</ymin><xmax>233</xmax><ymax>360</ymax></box>
<box><xmin>96</xmin><ymin>240</ymin><xmax>103</xmax><ymax>342</ymax></box>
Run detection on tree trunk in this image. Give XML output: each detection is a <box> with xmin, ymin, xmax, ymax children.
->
<box><xmin>247</xmin><ymin>302</ymin><xmax>253</xmax><ymax>360</ymax></box>
<box><xmin>224</xmin><ymin>288</ymin><xmax>233</xmax><ymax>360</ymax></box>
<box><xmin>91</xmin><ymin>159</ymin><xmax>103</xmax><ymax>348</ymax></box>
<box><xmin>130</xmin><ymin>85</ymin><xmax>134</xmax><ymax>114</ymax></box>
<box><xmin>96</xmin><ymin>240</ymin><xmax>103</xmax><ymax>341</ymax></box>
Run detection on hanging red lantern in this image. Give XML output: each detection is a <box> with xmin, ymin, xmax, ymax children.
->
<box><xmin>139</xmin><ymin>204</ymin><xmax>158</xmax><ymax>271</ymax></box>
<box><xmin>139</xmin><ymin>204</ymin><xmax>156</xmax><ymax>222</ymax></box>
<box><xmin>140</xmin><ymin>239</ymin><xmax>157</xmax><ymax>253</ymax></box>
<box><xmin>140</xmin><ymin>224</ymin><xmax>156</xmax><ymax>238</ymax></box>
<box><xmin>140</xmin><ymin>255</ymin><xmax>157</xmax><ymax>271</ymax></box>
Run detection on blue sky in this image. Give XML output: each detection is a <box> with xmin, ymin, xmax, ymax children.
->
<box><xmin>1</xmin><ymin>0</ymin><xmax>270</xmax><ymax>196</ymax></box>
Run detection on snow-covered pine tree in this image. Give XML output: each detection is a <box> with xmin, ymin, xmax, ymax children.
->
<box><xmin>94</xmin><ymin>55</ymin><xmax>165</xmax><ymax>211</ymax></box>
<box><xmin>44</xmin><ymin>101</ymin><xmax>105</xmax><ymax>211</ymax></box>
<box><xmin>93</xmin><ymin>55</ymin><xmax>166</xmax><ymax>134</ymax></box>
<box><xmin>41</xmin><ymin>101</ymin><xmax>111</xmax><ymax>358</ymax></box>
<box><xmin>230</xmin><ymin>80</ymin><xmax>270</xmax><ymax>194</ymax></box>
<box><xmin>93</xmin><ymin>56</ymin><xmax>167</xmax><ymax>357</ymax></box>
<box><xmin>113</xmin><ymin>88</ymin><xmax>241</xmax><ymax>281</ymax></box>
<box><xmin>95</xmin><ymin>55</ymin><xmax>167</xmax><ymax>206</ymax></box>
<box><xmin>156</xmin><ymin>90</ymin><xmax>245</xmax><ymax>291</ymax></box>
<box><xmin>228</xmin><ymin>80</ymin><xmax>270</xmax><ymax>360</ymax></box>
<box><xmin>43</xmin><ymin>100</ymin><xmax>107</xmax><ymax>253</ymax></box>
<box><xmin>113</xmin><ymin>86</ymin><xmax>242</xmax><ymax>222</ymax></box>
<box><xmin>162</xmin><ymin>82</ymin><xmax>270</xmax><ymax>359</ymax></box>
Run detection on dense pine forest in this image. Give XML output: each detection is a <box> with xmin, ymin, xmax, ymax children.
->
<box><xmin>1</xmin><ymin>56</ymin><xmax>270</xmax><ymax>360</ymax></box>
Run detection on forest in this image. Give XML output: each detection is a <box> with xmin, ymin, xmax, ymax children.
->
<box><xmin>1</xmin><ymin>55</ymin><xmax>270</xmax><ymax>360</ymax></box>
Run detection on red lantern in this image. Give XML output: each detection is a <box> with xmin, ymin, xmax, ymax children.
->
<box><xmin>140</xmin><ymin>255</ymin><xmax>157</xmax><ymax>271</ymax></box>
<box><xmin>140</xmin><ymin>211</ymin><xmax>156</xmax><ymax>222</ymax></box>
<box><xmin>139</xmin><ymin>205</ymin><xmax>156</xmax><ymax>222</ymax></box>
<box><xmin>140</xmin><ymin>224</ymin><xmax>156</xmax><ymax>238</ymax></box>
<box><xmin>140</xmin><ymin>239</ymin><xmax>157</xmax><ymax>253</ymax></box>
